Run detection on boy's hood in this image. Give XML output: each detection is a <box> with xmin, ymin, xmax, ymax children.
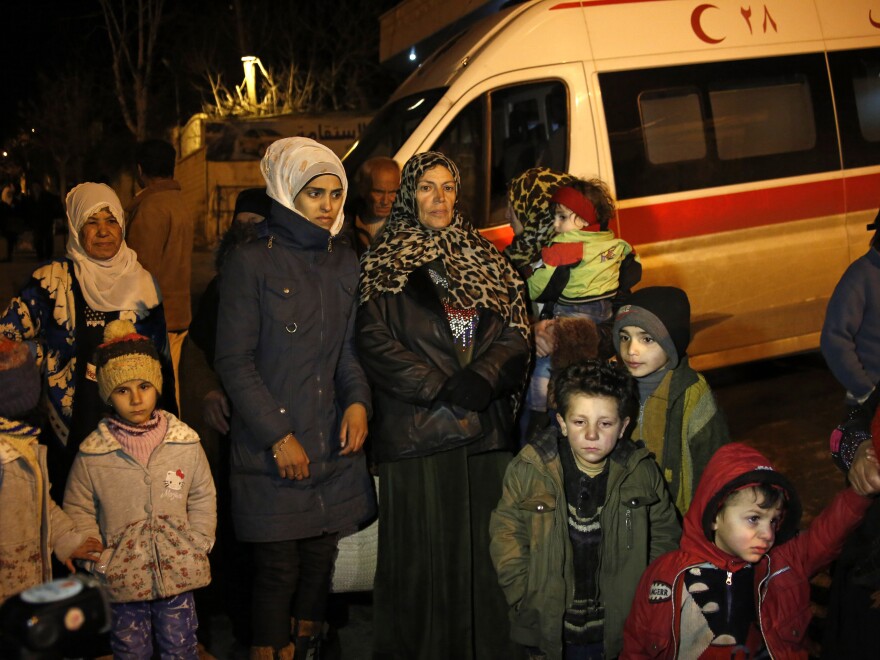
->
<box><xmin>681</xmin><ymin>443</ymin><xmax>802</xmax><ymax>570</ymax></box>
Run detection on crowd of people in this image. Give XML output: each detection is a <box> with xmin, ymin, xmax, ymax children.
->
<box><xmin>0</xmin><ymin>137</ymin><xmax>879</xmax><ymax>660</ymax></box>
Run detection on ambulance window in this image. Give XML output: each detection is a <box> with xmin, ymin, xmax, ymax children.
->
<box><xmin>829</xmin><ymin>48</ymin><xmax>880</xmax><ymax>168</ymax></box>
<box><xmin>639</xmin><ymin>90</ymin><xmax>706</xmax><ymax>164</ymax></box>
<box><xmin>434</xmin><ymin>98</ymin><xmax>486</xmax><ymax>225</ymax></box>
<box><xmin>709</xmin><ymin>77</ymin><xmax>816</xmax><ymax>160</ymax></box>
<box><xmin>854</xmin><ymin>76</ymin><xmax>880</xmax><ymax>141</ymax></box>
<box><xmin>430</xmin><ymin>80</ymin><xmax>569</xmax><ymax>228</ymax></box>
<box><xmin>600</xmin><ymin>53</ymin><xmax>837</xmax><ymax>200</ymax></box>
<box><xmin>487</xmin><ymin>81</ymin><xmax>569</xmax><ymax>227</ymax></box>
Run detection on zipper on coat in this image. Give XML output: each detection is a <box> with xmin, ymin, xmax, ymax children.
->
<box><xmin>315</xmin><ymin>259</ymin><xmax>327</xmax><ymax>522</ymax></box>
<box><xmin>268</xmin><ymin>235</ymin><xmax>274</xmax><ymax>249</ymax></box>
<box><xmin>756</xmin><ymin>562</ymin><xmax>775</xmax><ymax>660</ymax></box>
<box><xmin>625</xmin><ymin>507</ymin><xmax>633</xmax><ymax>549</ymax></box>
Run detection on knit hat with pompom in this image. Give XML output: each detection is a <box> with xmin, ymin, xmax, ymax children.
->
<box><xmin>95</xmin><ymin>319</ymin><xmax>163</xmax><ymax>402</ymax></box>
<box><xmin>0</xmin><ymin>338</ymin><xmax>41</xmax><ymax>418</ymax></box>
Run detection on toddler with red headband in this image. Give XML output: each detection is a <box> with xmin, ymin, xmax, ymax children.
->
<box><xmin>524</xmin><ymin>178</ymin><xmax>641</xmax><ymax>429</ymax></box>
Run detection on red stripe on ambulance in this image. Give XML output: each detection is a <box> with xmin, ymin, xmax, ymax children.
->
<box><xmin>616</xmin><ymin>173</ymin><xmax>880</xmax><ymax>244</ymax></box>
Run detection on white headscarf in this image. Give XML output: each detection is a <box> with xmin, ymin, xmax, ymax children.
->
<box><xmin>65</xmin><ymin>182</ymin><xmax>161</xmax><ymax>313</ymax></box>
<box><xmin>260</xmin><ymin>137</ymin><xmax>348</xmax><ymax>236</ymax></box>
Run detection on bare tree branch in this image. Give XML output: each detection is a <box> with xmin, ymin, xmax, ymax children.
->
<box><xmin>98</xmin><ymin>0</ymin><xmax>166</xmax><ymax>140</ymax></box>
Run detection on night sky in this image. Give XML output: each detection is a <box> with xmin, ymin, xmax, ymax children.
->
<box><xmin>0</xmin><ymin>2</ymin><xmax>106</xmax><ymax>143</ymax></box>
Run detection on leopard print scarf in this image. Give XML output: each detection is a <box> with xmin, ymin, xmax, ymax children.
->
<box><xmin>504</xmin><ymin>167</ymin><xmax>578</xmax><ymax>272</ymax></box>
<box><xmin>359</xmin><ymin>151</ymin><xmax>529</xmax><ymax>340</ymax></box>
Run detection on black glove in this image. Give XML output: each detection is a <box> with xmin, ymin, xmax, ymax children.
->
<box><xmin>437</xmin><ymin>369</ymin><xmax>493</xmax><ymax>412</ymax></box>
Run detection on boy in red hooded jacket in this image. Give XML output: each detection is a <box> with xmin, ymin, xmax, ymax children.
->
<box><xmin>622</xmin><ymin>442</ymin><xmax>879</xmax><ymax>658</ymax></box>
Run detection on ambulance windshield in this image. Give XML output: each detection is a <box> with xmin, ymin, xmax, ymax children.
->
<box><xmin>342</xmin><ymin>88</ymin><xmax>445</xmax><ymax>176</ymax></box>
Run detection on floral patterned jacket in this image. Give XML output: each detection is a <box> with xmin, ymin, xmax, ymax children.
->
<box><xmin>0</xmin><ymin>259</ymin><xmax>172</xmax><ymax>449</ymax></box>
<box><xmin>0</xmin><ymin>418</ymin><xmax>85</xmax><ymax>605</ymax></box>
<box><xmin>63</xmin><ymin>411</ymin><xmax>216</xmax><ymax>603</ymax></box>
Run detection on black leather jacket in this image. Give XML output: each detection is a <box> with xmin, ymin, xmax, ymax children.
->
<box><xmin>356</xmin><ymin>266</ymin><xmax>529</xmax><ymax>463</ymax></box>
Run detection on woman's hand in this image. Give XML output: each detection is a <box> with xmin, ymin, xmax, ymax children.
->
<box><xmin>65</xmin><ymin>536</ymin><xmax>104</xmax><ymax>573</ymax></box>
<box><xmin>272</xmin><ymin>433</ymin><xmax>311</xmax><ymax>481</ymax></box>
<box><xmin>340</xmin><ymin>403</ymin><xmax>368</xmax><ymax>456</ymax></box>
<box><xmin>850</xmin><ymin>441</ymin><xmax>880</xmax><ymax>497</ymax></box>
<box><xmin>533</xmin><ymin>319</ymin><xmax>556</xmax><ymax>358</ymax></box>
<box><xmin>202</xmin><ymin>389</ymin><xmax>231</xmax><ymax>434</ymax></box>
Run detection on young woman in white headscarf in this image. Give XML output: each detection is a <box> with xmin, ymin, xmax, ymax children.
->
<box><xmin>214</xmin><ymin>137</ymin><xmax>374</xmax><ymax>659</ymax></box>
<box><xmin>0</xmin><ymin>182</ymin><xmax>173</xmax><ymax>499</ymax></box>
<box><xmin>357</xmin><ymin>151</ymin><xmax>530</xmax><ymax>660</ymax></box>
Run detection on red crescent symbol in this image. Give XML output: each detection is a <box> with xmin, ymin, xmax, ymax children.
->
<box><xmin>871</xmin><ymin>10</ymin><xmax>880</xmax><ymax>29</ymax></box>
<box><xmin>692</xmin><ymin>4</ymin><xmax>725</xmax><ymax>44</ymax></box>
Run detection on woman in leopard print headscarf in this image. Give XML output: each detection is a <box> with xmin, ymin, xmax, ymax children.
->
<box><xmin>357</xmin><ymin>151</ymin><xmax>529</xmax><ymax>660</ymax></box>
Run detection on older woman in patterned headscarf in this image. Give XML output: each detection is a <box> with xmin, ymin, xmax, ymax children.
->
<box><xmin>215</xmin><ymin>137</ymin><xmax>374</xmax><ymax>659</ymax></box>
<box><xmin>357</xmin><ymin>151</ymin><xmax>530</xmax><ymax>660</ymax></box>
<box><xmin>0</xmin><ymin>182</ymin><xmax>173</xmax><ymax>500</ymax></box>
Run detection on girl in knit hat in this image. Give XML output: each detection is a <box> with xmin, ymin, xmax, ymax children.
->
<box><xmin>63</xmin><ymin>320</ymin><xmax>216</xmax><ymax>659</ymax></box>
<box><xmin>0</xmin><ymin>337</ymin><xmax>103</xmax><ymax>605</ymax></box>
<box><xmin>612</xmin><ymin>286</ymin><xmax>730</xmax><ymax>514</ymax></box>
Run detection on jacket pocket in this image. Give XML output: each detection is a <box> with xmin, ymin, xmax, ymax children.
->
<box><xmin>518</xmin><ymin>492</ymin><xmax>557</xmax><ymax>514</ymax></box>
<box><xmin>101</xmin><ymin>522</ymin><xmax>156</xmax><ymax>602</ymax></box>
<box><xmin>767</xmin><ymin>570</ymin><xmax>811</xmax><ymax>646</ymax></box>
<box><xmin>640</xmin><ymin>631</ymin><xmax>671</xmax><ymax>657</ymax></box>
<box><xmin>339</xmin><ymin>281</ymin><xmax>356</xmax><ymax>321</ymax></box>
<box><xmin>620</xmin><ymin>486</ymin><xmax>660</xmax><ymax>550</ymax></box>
<box><xmin>518</xmin><ymin>492</ymin><xmax>557</xmax><ymax>540</ymax></box>
<box><xmin>264</xmin><ymin>277</ymin><xmax>298</xmax><ymax>328</ymax></box>
<box><xmin>154</xmin><ymin>515</ymin><xmax>211</xmax><ymax>595</ymax></box>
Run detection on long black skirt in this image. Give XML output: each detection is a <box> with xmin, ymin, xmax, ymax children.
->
<box><xmin>372</xmin><ymin>446</ymin><xmax>517</xmax><ymax>660</ymax></box>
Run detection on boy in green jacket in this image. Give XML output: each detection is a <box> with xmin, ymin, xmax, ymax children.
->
<box><xmin>489</xmin><ymin>361</ymin><xmax>680</xmax><ymax>659</ymax></box>
<box><xmin>614</xmin><ymin>286</ymin><xmax>730</xmax><ymax>514</ymax></box>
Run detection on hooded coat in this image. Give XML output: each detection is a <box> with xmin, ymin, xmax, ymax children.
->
<box><xmin>622</xmin><ymin>443</ymin><xmax>873</xmax><ymax>659</ymax></box>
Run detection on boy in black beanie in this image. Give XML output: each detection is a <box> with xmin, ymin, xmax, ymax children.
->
<box><xmin>612</xmin><ymin>286</ymin><xmax>729</xmax><ymax>513</ymax></box>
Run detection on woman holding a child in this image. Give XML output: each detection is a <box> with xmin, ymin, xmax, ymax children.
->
<box><xmin>356</xmin><ymin>151</ymin><xmax>530</xmax><ymax>659</ymax></box>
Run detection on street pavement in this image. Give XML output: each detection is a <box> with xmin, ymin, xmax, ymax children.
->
<box><xmin>0</xmin><ymin>237</ymin><xmax>845</xmax><ymax>658</ymax></box>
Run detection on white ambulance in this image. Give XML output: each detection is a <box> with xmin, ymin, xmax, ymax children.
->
<box><xmin>344</xmin><ymin>0</ymin><xmax>880</xmax><ymax>370</ymax></box>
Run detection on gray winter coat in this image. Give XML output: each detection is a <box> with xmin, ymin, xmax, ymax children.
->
<box><xmin>215</xmin><ymin>201</ymin><xmax>375</xmax><ymax>542</ymax></box>
<box><xmin>63</xmin><ymin>412</ymin><xmax>216</xmax><ymax>603</ymax></box>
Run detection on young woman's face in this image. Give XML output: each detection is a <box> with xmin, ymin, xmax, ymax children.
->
<box><xmin>79</xmin><ymin>208</ymin><xmax>123</xmax><ymax>260</ymax></box>
<box><xmin>109</xmin><ymin>378</ymin><xmax>158</xmax><ymax>425</ymax></box>
<box><xmin>415</xmin><ymin>165</ymin><xmax>456</xmax><ymax>230</ymax></box>
<box><xmin>294</xmin><ymin>174</ymin><xmax>344</xmax><ymax>230</ymax></box>
<box><xmin>556</xmin><ymin>393</ymin><xmax>629</xmax><ymax>470</ymax></box>
<box><xmin>617</xmin><ymin>325</ymin><xmax>669</xmax><ymax>378</ymax></box>
<box><xmin>712</xmin><ymin>488</ymin><xmax>782</xmax><ymax>563</ymax></box>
